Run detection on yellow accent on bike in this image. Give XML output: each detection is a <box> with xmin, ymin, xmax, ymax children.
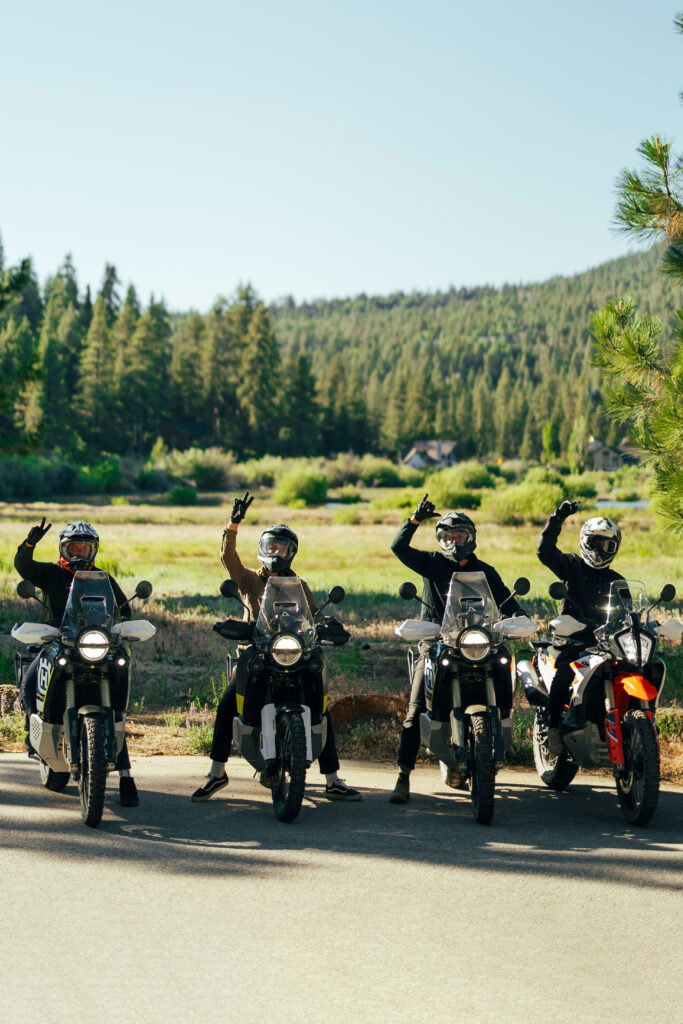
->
<box><xmin>323</xmin><ymin>694</ymin><xmax>328</xmax><ymax>713</ymax></box>
<box><xmin>236</xmin><ymin>693</ymin><xmax>245</xmax><ymax>714</ymax></box>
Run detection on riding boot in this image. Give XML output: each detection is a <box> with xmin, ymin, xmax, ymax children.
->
<box><xmin>389</xmin><ymin>771</ymin><xmax>410</xmax><ymax>804</ymax></box>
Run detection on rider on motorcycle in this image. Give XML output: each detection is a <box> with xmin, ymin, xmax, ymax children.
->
<box><xmin>388</xmin><ymin>495</ymin><xmax>522</xmax><ymax>804</ymax></box>
<box><xmin>14</xmin><ymin>518</ymin><xmax>140</xmax><ymax>806</ymax></box>
<box><xmin>537</xmin><ymin>501</ymin><xmax>625</xmax><ymax>754</ymax></box>
<box><xmin>191</xmin><ymin>492</ymin><xmax>361</xmax><ymax>803</ymax></box>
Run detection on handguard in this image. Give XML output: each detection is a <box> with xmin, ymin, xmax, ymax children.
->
<box><xmin>317</xmin><ymin>619</ymin><xmax>351</xmax><ymax>646</ymax></box>
<box><xmin>656</xmin><ymin>618</ymin><xmax>683</xmax><ymax>643</ymax></box>
<box><xmin>213</xmin><ymin>619</ymin><xmax>255</xmax><ymax>642</ymax></box>
<box><xmin>395</xmin><ymin>619</ymin><xmax>441</xmax><ymax>643</ymax></box>
<box><xmin>493</xmin><ymin>615</ymin><xmax>538</xmax><ymax>639</ymax></box>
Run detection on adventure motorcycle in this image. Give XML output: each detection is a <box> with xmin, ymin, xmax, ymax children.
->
<box><xmin>214</xmin><ymin>576</ymin><xmax>349</xmax><ymax>822</ymax></box>
<box><xmin>517</xmin><ymin>578</ymin><xmax>681</xmax><ymax>826</ymax></box>
<box><xmin>396</xmin><ymin>572</ymin><xmax>537</xmax><ymax>823</ymax></box>
<box><xmin>12</xmin><ymin>571</ymin><xmax>155</xmax><ymax>827</ymax></box>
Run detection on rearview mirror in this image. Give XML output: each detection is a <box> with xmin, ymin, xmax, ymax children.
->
<box><xmin>549</xmin><ymin>581</ymin><xmax>567</xmax><ymax>601</ymax></box>
<box><xmin>659</xmin><ymin>584</ymin><xmax>676</xmax><ymax>604</ymax></box>
<box><xmin>399</xmin><ymin>581</ymin><xmax>418</xmax><ymax>601</ymax></box>
<box><xmin>327</xmin><ymin>586</ymin><xmax>345</xmax><ymax>605</ymax></box>
<box><xmin>513</xmin><ymin>577</ymin><xmax>530</xmax><ymax>597</ymax></box>
<box><xmin>220</xmin><ymin>579</ymin><xmax>240</xmax><ymax>601</ymax></box>
<box><xmin>17</xmin><ymin>580</ymin><xmax>37</xmax><ymax>600</ymax></box>
<box><xmin>135</xmin><ymin>580</ymin><xmax>153</xmax><ymax>600</ymax></box>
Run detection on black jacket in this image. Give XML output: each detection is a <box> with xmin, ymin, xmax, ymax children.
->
<box><xmin>14</xmin><ymin>542</ymin><xmax>130</xmax><ymax>627</ymax></box>
<box><xmin>537</xmin><ymin>512</ymin><xmax>625</xmax><ymax>640</ymax></box>
<box><xmin>391</xmin><ymin>519</ymin><xmax>521</xmax><ymax>623</ymax></box>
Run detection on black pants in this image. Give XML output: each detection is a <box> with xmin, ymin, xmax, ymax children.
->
<box><xmin>210</xmin><ymin>650</ymin><xmax>340</xmax><ymax>774</ymax></box>
<box><xmin>396</xmin><ymin>653</ymin><xmax>426</xmax><ymax>773</ymax></box>
<box><xmin>20</xmin><ymin>655</ymin><xmax>131</xmax><ymax>771</ymax></box>
<box><xmin>548</xmin><ymin>648</ymin><xmax>580</xmax><ymax>728</ymax></box>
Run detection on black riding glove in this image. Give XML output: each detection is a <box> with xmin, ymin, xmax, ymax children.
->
<box><xmin>230</xmin><ymin>491</ymin><xmax>254</xmax><ymax>524</ymax></box>
<box><xmin>25</xmin><ymin>517</ymin><xmax>52</xmax><ymax>547</ymax></box>
<box><xmin>412</xmin><ymin>494</ymin><xmax>439</xmax><ymax>523</ymax></box>
<box><xmin>555</xmin><ymin>500</ymin><xmax>579</xmax><ymax>521</ymax></box>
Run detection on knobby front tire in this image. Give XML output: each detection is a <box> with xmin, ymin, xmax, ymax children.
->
<box><xmin>467</xmin><ymin>713</ymin><xmax>495</xmax><ymax>825</ymax></box>
<box><xmin>78</xmin><ymin>714</ymin><xmax>107</xmax><ymax>828</ymax></box>
<box><xmin>271</xmin><ymin>710</ymin><xmax>307</xmax><ymax>823</ymax></box>
<box><xmin>616</xmin><ymin>709</ymin><xmax>660</xmax><ymax>827</ymax></box>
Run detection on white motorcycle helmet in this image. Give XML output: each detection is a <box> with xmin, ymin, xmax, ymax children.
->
<box><xmin>579</xmin><ymin>517</ymin><xmax>621</xmax><ymax>569</ymax></box>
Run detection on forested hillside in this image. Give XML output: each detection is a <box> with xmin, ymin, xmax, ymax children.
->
<box><xmin>1</xmin><ymin>239</ymin><xmax>680</xmax><ymax>463</ymax></box>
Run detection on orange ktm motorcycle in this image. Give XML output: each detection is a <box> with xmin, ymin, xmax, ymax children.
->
<box><xmin>517</xmin><ymin>579</ymin><xmax>681</xmax><ymax>826</ymax></box>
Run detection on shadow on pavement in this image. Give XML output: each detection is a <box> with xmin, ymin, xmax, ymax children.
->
<box><xmin>2</xmin><ymin>756</ymin><xmax>682</xmax><ymax>890</ymax></box>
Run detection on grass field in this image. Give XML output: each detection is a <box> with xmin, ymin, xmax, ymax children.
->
<box><xmin>1</xmin><ymin>495</ymin><xmax>682</xmax><ymax>776</ymax></box>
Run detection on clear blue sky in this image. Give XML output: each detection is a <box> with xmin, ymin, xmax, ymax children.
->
<box><xmin>1</xmin><ymin>1</ymin><xmax>681</xmax><ymax>310</ymax></box>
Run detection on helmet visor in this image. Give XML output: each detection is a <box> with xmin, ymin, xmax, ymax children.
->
<box><xmin>64</xmin><ymin>540</ymin><xmax>97</xmax><ymax>562</ymax></box>
<box><xmin>586</xmin><ymin>535</ymin><xmax>618</xmax><ymax>557</ymax></box>
<box><xmin>437</xmin><ymin>526</ymin><xmax>473</xmax><ymax>549</ymax></box>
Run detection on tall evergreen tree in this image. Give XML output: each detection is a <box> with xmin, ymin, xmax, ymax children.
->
<box><xmin>236</xmin><ymin>303</ymin><xmax>281</xmax><ymax>456</ymax></box>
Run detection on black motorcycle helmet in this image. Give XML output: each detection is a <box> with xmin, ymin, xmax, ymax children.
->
<box><xmin>59</xmin><ymin>521</ymin><xmax>99</xmax><ymax>571</ymax></box>
<box><xmin>257</xmin><ymin>524</ymin><xmax>299</xmax><ymax>573</ymax></box>
<box><xmin>435</xmin><ymin>511</ymin><xmax>476</xmax><ymax>561</ymax></box>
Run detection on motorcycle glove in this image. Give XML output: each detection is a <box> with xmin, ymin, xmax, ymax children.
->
<box><xmin>230</xmin><ymin>491</ymin><xmax>254</xmax><ymax>524</ymax></box>
<box><xmin>555</xmin><ymin>500</ymin><xmax>579</xmax><ymax>521</ymax></box>
<box><xmin>412</xmin><ymin>494</ymin><xmax>439</xmax><ymax>523</ymax></box>
<box><xmin>25</xmin><ymin>517</ymin><xmax>52</xmax><ymax>547</ymax></box>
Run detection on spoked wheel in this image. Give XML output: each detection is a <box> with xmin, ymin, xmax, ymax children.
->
<box><xmin>467</xmin><ymin>713</ymin><xmax>495</xmax><ymax>824</ymax></box>
<box><xmin>78</xmin><ymin>714</ymin><xmax>107</xmax><ymax>828</ymax></box>
<box><xmin>616</xmin><ymin>710</ymin><xmax>660</xmax><ymax>826</ymax></box>
<box><xmin>271</xmin><ymin>710</ymin><xmax>307</xmax><ymax>823</ymax></box>
<box><xmin>39</xmin><ymin>760</ymin><xmax>70</xmax><ymax>792</ymax></box>
<box><xmin>532</xmin><ymin>710</ymin><xmax>578</xmax><ymax>790</ymax></box>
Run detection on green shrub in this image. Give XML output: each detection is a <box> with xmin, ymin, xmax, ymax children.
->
<box><xmin>371</xmin><ymin>488</ymin><xmax>422</xmax><ymax>511</ymax></box>
<box><xmin>523</xmin><ymin>466</ymin><xmax>567</xmax><ymax>490</ymax></box>
<box><xmin>357</xmin><ymin>456</ymin><xmax>404</xmax><ymax>487</ymax></box>
<box><xmin>397</xmin><ymin>465</ymin><xmax>427</xmax><ymax>486</ymax></box>
<box><xmin>184</xmin><ymin>722</ymin><xmax>214</xmax><ymax>754</ymax></box>
<box><xmin>614</xmin><ymin>488</ymin><xmax>639</xmax><ymax>502</ymax></box>
<box><xmin>168</xmin><ymin>484</ymin><xmax>197</xmax><ymax>506</ymax></box>
<box><xmin>332</xmin><ymin>506</ymin><xmax>361</xmax><ymax>525</ymax></box>
<box><xmin>146</xmin><ymin>445</ymin><xmax>235</xmax><ymax>490</ymax></box>
<box><xmin>273</xmin><ymin>468</ymin><xmax>327</xmax><ymax>506</ymax></box>
<box><xmin>0</xmin><ymin>454</ymin><xmax>80</xmax><ymax>501</ymax></box>
<box><xmin>564</xmin><ymin>474</ymin><xmax>598</xmax><ymax>499</ymax></box>
<box><xmin>481</xmin><ymin>482</ymin><xmax>566</xmax><ymax>524</ymax></box>
<box><xmin>237</xmin><ymin>455</ymin><xmax>287</xmax><ymax>487</ymax></box>
<box><xmin>496</xmin><ymin>459</ymin><xmax>529</xmax><ymax>483</ymax></box>
<box><xmin>334</xmin><ymin>485</ymin><xmax>363</xmax><ymax>504</ymax></box>
<box><xmin>78</xmin><ymin>457</ymin><xmax>121</xmax><ymax>494</ymax></box>
<box><xmin>424</xmin><ymin>463</ymin><xmax>493</xmax><ymax>508</ymax></box>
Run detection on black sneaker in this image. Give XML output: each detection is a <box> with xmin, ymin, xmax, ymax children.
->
<box><xmin>258</xmin><ymin>770</ymin><xmax>273</xmax><ymax>789</ymax></box>
<box><xmin>119</xmin><ymin>777</ymin><xmax>140</xmax><ymax>807</ymax></box>
<box><xmin>323</xmin><ymin>778</ymin><xmax>361</xmax><ymax>801</ymax></box>
<box><xmin>191</xmin><ymin>773</ymin><xmax>229</xmax><ymax>802</ymax></box>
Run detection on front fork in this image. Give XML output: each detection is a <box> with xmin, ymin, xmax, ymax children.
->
<box><xmin>450</xmin><ymin>675</ymin><xmax>505</xmax><ymax>769</ymax></box>
<box><xmin>64</xmin><ymin>678</ymin><xmax>117</xmax><ymax>777</ymax></box>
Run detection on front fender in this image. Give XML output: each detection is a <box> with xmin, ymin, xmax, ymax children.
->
<box><xmin>615</xmin><ymin>672</ymin><xmax>658</xmax><ymax>702</ymax></box>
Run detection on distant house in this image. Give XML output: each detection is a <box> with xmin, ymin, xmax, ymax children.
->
<box><xmin>401</xmin><ymin>440</ymin><xmax>458</xmax><ymax>470</ymax></box>
<box><xmin>586</xmin><ymin>437</ymin><xmax>640</xmax><ymax>472</ymax></box>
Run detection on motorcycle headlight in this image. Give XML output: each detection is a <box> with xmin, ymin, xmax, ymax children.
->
<box><xmin>271</xmin><ymin>634</ymin><xmax>303</xmax><ymax>667</ymax></box>
<box><xmin>78</xmin><ymin>629</ymin><xmax>109</xmax><ymax>662</ymax></box>
<box><xmin>618</xmin><ymin>631</ymin><xmax>652</xmax><ymax>663</ymax></box>
<box><xmin>459</xmin><ymin>629</ymin><xmax>491</xmax><ymax>662</ymax></box>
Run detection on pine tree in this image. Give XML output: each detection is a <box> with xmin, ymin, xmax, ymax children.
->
<box><xmin>279</xmin><ymin>353</ymin><xmax>321</xmax><ymax>455</ymax></box>
<box><xmin>78</xmin><ymin>294</ymin><xmax>113</xmax><ymax>447</ymax></box>
<box><xmin>592</xmin><ymin>12</ymin><xmax>683</xmax><ymax>530</ymax></box>
<box><xmin>236</xmin><ymin>303</ymin><xmax>280</xmax><ymax>456</ymax></box>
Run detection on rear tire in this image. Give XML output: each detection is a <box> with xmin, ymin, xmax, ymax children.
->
<box><xmin>533</xmin><ymin>710</ymin><xmax>578</xmax><ymax>790</ymax></box>
<box><xmin>467</xmin><ymin>713</ymin><xmax>495</xmax><ymax>824</ymax></box>
<box><xmin>78</xmin><ymin>714</ymin><xmax>107</xmax><ymax>828</ymax></box>
<box><xmin>271</xmin><ymin>710</ymin><xmax>306</xmax><ymax>823</ymax></box>
<box><xmin>39</xmin><ymin>760</ymin><xmax>70</xmax><ymax>792</ymax></box>
<box><xmin>616</xmin><ymin>710</ymin><xmax>659</xmax><ymax>826</ymax></box>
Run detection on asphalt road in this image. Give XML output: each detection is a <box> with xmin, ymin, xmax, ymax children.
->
<box><xmin>2</xmin><ymin>754</ymin><xmax>682</xmax><ymax>1024</ymax></box>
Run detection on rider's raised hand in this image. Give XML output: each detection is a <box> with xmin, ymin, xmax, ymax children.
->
<box><xmin>412</xmin><ymin>493</ymin><xmax>439</xmax><ymax>524</ymax></box>
<box><xmin>230</xmin><ymin>491</ymin><xmax>254</xmax><ymax>524</ymax></box>
<box><xmin>555</xmin><ymin>500</ymin><xmax>579</xmax><ymax>521</ymax></box>
<box><xmin>25</xmin><ymin>517</ymin><xmax>52</xmax><ymax>547</ymax></box>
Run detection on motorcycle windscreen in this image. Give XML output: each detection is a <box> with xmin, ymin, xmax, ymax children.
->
<box><xmin>61</xmin><ymin>570</ymin><xmax>118</xmax><ymax>638</ymax></box>
<box><xmin>603</xmin><ymin>579</ymin><xmax>645</xmax><ymax>627</ymax></box>
<box><xmin>254</xmin><ymin>577</ymin><xmax>316</xmax><ymax>646</ymax></box>
<box><xmin>441</xmin><ymin>571</ymin><xmax>499</xmax><ymax>644</ymax></box>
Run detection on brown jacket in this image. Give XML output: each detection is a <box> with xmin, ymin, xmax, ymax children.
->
<box><xmin>220</xmin><ymin>526</ymin><xmax>318</xmax><ymax>623</ymax></box>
